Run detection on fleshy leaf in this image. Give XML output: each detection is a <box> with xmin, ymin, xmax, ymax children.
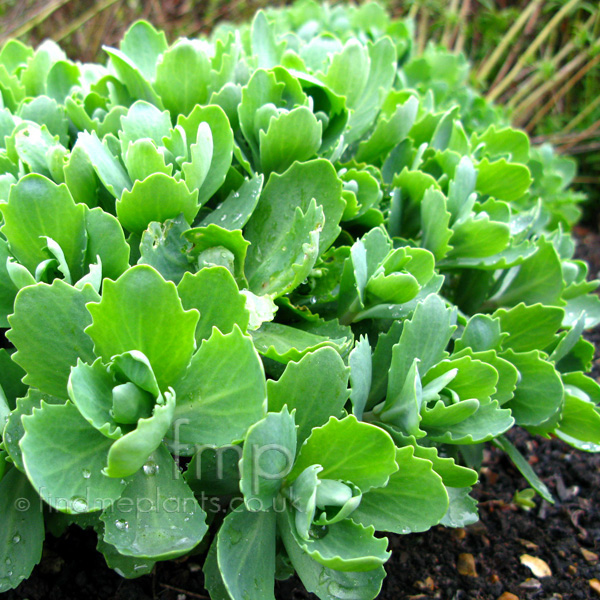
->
<box><xmin>85</xmin><ymin>265</ymin><xmax>199</xmax><ymax>391</ymax></box>
<box><xmin>289</xmin><ymin>416</ymin><xmax>397</xmax><ymax>492</ymax></box>
<box><xmin>351</xmin><ymin>446</ymin><xmax>448</xmax><ymax>534</ymax></box>
<box><xmin>0</xmin><ymin>467</ymin><xmax>45</xmax><ymax>592</ymax></box>
<box><xmin>168</xmin><ymin>325</ymin><xmax>266</xmax><ymax>453</ymax></box>
<box><xmin>21</xmin><ymin>401</ymin><xmax>126</xmax><ymax>512</ymax></box>
<box><xmin>101</xmin><ymin>445</ymin><xmax>208</xmax><ymax>559</ymax></box>
<box><xmin>267</xmin><ymin>347</ymin><xmax>350</xmax><ymax>446</ymax></box>
<box><xmin>178</xmin><ymin>267</ymin><xmax>250</xmax><ymax>343</ymax></box>
<box><xmin>7</xmin><ymin>280</ymin><xmax>99</xmax><ymax>398</ymax></box>
<box><xmin>240</xmin><ymin>407</ymin><xmax>297</xmax><ymax>509</ymax></box>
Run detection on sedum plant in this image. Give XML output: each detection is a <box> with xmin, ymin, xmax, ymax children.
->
<box><xmin>0</xmin><ymin>1</ymin><xmax>599</xmax><ymax>598</ymax></box>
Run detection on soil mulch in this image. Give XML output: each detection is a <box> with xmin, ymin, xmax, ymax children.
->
<box><xmin>5</xmin><ymin>228</ymin><xmax>600</xmax><ymax>600</ymax></box>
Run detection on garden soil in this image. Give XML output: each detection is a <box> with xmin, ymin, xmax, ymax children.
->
<box><xmin>4</xmin><ymin>228</ymin><xmax>600</xmax><ymax>600</ymax></box>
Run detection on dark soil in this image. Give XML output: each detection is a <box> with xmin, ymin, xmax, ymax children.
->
<box><xmin>5</xmin><ymin>229</ymin><xmax>600</xmax><ymax>600</ymax></box>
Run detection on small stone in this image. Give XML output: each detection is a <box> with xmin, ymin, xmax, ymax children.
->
<box><xmin>497</xmin><ymin>593</ymin><xmax>519</xmax><ymax>600</ymax></box>
<box><xmin>519</xmin><ymin>554</ymin><xmax>552</xmax><ymax>577</ymax></box>
<box><xmin>518</xmin><ymin>578</ymin><xmax>542</xmax><ymax>591</ymax></box>
<box><xmin>517</xmin><ymin>538</ymin><xmax>539</xmax><ymax>551</ymax></box>
<box><xmin>457</xmin><ymin>553</ymin><xmax>478</xmax><ymax>577</ymax></box>
<box><xmin>452</xmin><ymin>528</ymin><xmax>466</xmax><ymax>540</ymax></box>
<box><xmin>489</xmin><ymin>573</ymin><xmax>500</xmax><ymax>584</ymax></box>
<box><xmin>568</xmin><ymin>565</ymin><xmax>577</xmax><ymax>576</ymax></box>
<box><xmin>590</xmin><ymin>579</ymin><xmax>600</xmax><ymax>596</ymax></box>
<box><xmin>188</xmin><ymin>562</ymin><xmax>201</xmax><ymax>573</ymax></box>
<box><xmin>414</xmin><ymin>576</ymin><xmax>435</xmax><ymax>592</ymax></box>
<box><xmin>582</xmin><ymin>548</ymin><xmax>599</xmax><ymax>563</ymax></box>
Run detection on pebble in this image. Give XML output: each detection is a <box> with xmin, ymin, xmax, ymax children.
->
<box><xmin>497</xmin><ymin>593</ymin><xmax>519</xmax><ymax>600</ymax></box>
<box><xmin>457</xmin><ymin>553</ymin><xmax>478</xmax><ymax>577</ymax></box>
<box><xmin>590</xmin><ymin>579</ymin><xmax>600</xmax><ymax>596</ymax></box>
<box><xmin>582</xmin><ymin>548</ymin><xmax>599</xmax><ymax>563</ymax></box>
<box><xmin>519</xmin><ymin>554</ymin><xmax>552</xmax><ymax>577</ymax></box>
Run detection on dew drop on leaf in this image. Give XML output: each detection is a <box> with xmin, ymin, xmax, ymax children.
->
<box><xmin>71</xmin><ymin>497</ymin><xmax>88</xmax><ymax>513</ymax></box>
<box><xmin>12</xmin><ymin>534</ymin><xmax>21</xmax><ymax>544</ymax></box>
<box><xmin>82</xmin><ymin>469</ymin><xmax>91</xmax><ymax>479</ymax></box>
<box><xmin>143</xmin><ymin>461</ymin><xmax>159</xmax><ymax>476</ymax></box>
<box><xmin>115</xmin><ymin>519</ymin><xmax>129</xmax><ymax>531</ymax></box>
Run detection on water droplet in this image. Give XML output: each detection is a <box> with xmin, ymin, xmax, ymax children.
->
<box><xmin>82</xmin><ymin>469</ymin><xmax>91</xmax><ymax>479</ymax></box>
<box><xmin>309</xmin><ymin>525</ymin><xmax>328</xmax><ymax>539</ymax></box>
<box><xmin>184</xmin><ymin>517</ymin><xmax>190</xmax><ymax>522</ymax></box>
<box><xmin>115</xmin><ymin>519</ymin><xmax>129</xmax><ymax>531</ymax></box>
<box><xmin>309</xmin><ymin>296</ymin><xmax>317</xmax><ymax>304</ymax></box>
<box><xmin>71</xmin><ymin>497</ymin><xmax>88</xmax><ymax>513</ymax></box>
<box><xmin>5</xmin><ymin>558</ymin><xmax>11</xmax><ymax>565</ymax></box>
<box><xmin>229</xmin><ymin>528</ymin><xmax>243</xmax><ymax>544</ymax></box>
<box><xmin>143</xmin><ymin>461</ymin><xmax>159</xmax><ymax>476</ymax></box>
<box><xmin>12</xmin><ymin>534</ymin><xmax>21</xmax><ymax>544</ymax></box>
<box><xmin>4</xmin><ymin>433</ymin><xmax>11</xmax><ymax>443</ymax></box>
<box><xmin>220</xmin><ymin>214</ymin><xmax>227</xmax><ymax>222</ymax></box>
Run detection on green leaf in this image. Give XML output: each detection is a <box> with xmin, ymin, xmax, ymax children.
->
<box><xmin>493</xmin><ymin>436</ymin><xmax>554</xmax><ymax>503</ymax></box>
<box><xmin>84</xmin><ymin>206</ymin><xmax>131</xmax><ymax>281</ymax></box>
<box><xmin>420</xmin><ymin>188</ymin><xmax>453</xmax><ymax>261</ymax></box>
<box><xmin>476</xmin><ymin>157</ymin><xmax>532</xmax><ymax>202</ymax></box>
<box><xmin>410</xmin><ymin>443</ymin><xmax>478</xmax><ymax>488</ymax></box>
<box><xmin>86</xmin><ymin>265</ymin><xmax>199</xmax><ymax>391</ymax></box>
<box><xmin>352</xmin><ymin>446</ymin><xmax>448</xmax><ymax>534</ymax></box>
<box><xmin>168</xmin><ymin>325</ymin><xmax>266</xmax><ymax>452</ymax></box>
<box><xmin>103</xmin><ymin>46</ymin><xmax>162</xmax><ymax>106</ymax></box>
<box><xmin>472</xmin><ymin>125</ymin><xmax>530</xmax><ymax>164</ymax></box>
<box><xmin>555</xmin><ymin>393</ymin><xmax>600</xmax><ymax>452</ymax></box>
<box><xmin>289</xmin><ymin>416</ymin><xmax>397</xmax><ymax>492</ymax></box>
<box><xmin>120</xmin><ymin>20</ymin><xmax>167</xmax><ymax>80</ymax></box>
<box><xmin>355</xmin><ymin>96</ymin><xmax>418</xmax><ymax>164</ymax></box>
<box><xmin>246</xmin><ymin>197</ymin><xmax>323</xmax><ymax>296</ymax></box>
<box><xmin>1</xmin><ymin>174</ymin><xmax>87</xmax><ymax>281</ymax></box>
<box><xmin>267</xmin><ymin>347</ymin><xmax>350</xmax><ymax>446</ymax></box>
<box><xmin>494</xmin><ymin>303</ymin><xmax>564</xmax><ymax>353</ymax></box>
<box><xmin>178</xmin><ymin>267</ymin><xmax>249</xmax><ymax>343</ymax></box>
<box><xmin>184</xmin><ymin>224</ymin><xmax>249</xmax><ymax>287</ymax></box>
<box><xmin>349</xmin><ymin>336</ymin><xmax>372</xmax><ymax>420</ymax></box>
<box><xmin>177</xmin><ymin>104</ymin><xmax>234</xmax><ymax>206</ymax></box>
<box><xmin>447</xmin><ymin>213</ymin><xmax>510</xmax><ymax>259</ymax></box>
<box><xmin>503</xmin><ymin>349</ymin><xmax>564</xmax><ymax>427</ymax></box>
<box><xmin>296</xmin><ymin>518</ymin><xmax>390</xmax><ymax>572</ymax></box>
<box><xmin>101</xmin><ymin>444</ymin><xmax>207</xmax><ymax>559</ymax></box>
<box><xmin>0</xmin><ymin>239</ymin><xmax>18</xmax><ymax>327</ymax></box>
<box><xmin>216</xmin><ymin>507</ymin><xmax>276</xmax><ymax>600</ymax></box>
<box><xmin>0</xmin><ymin>467</ymin><xmax>44</xmax><ymax>593</ymax></box>
<box><xmin>278</xmin><ymin>508</ymin><xmax>385</xmax><ymax>600</ymax></box>
<box><xmin>245</xmin><ymin>159</ymin><xmax>344</xmax><ymax>263</ymax></box>
<box><xmin>387</xmin><ymin>294</ymin><xmax>455</xmax><ymax>386</ymax></box>
<box><xmin>251</xmin><ymin>322</ymin><xmax>350</xmax><ymax>364</ymax></box>
<box><xmin>116</xmin><ymin>173</ymin><xmax>200</xmax><ymax>234</ymax></box>
<box><xmin>46</xmin><ymin>60</ymin><xmax>79</xmax><ymax>103</ymax></box>
<box><xmin>96</xmin><ymin>537</ymin><xmax>156</xmax><ymax>578</ymax></box>
<box><xmin>77</xmin><ymin>131</ymin><xmax>132</xmax><ymax>198</ymax></box>
<box><xmin>199</xmin><ymin>174</ymin><xmax>263</xmax><ymax>230</ymax></box>
<box><xmin>105</xmin><ymin>391</ymin><xmax>175</xmax><ymax>479</ymax></box>
<box><xmin>492</xmin><ymin>238</ymin><xmax>565</xmax><ymax>307</ymax></box>
<box><xmin>0</xmin><ymin>349</ymin><xmax>27</xmax><ymax>408</ymax></box>
<box><xmin>240</xmin><ymin>407</ymin><xmax>296</xmax><ymax>508</ymax></box>
<box><xmin>21</xmin><ymin>401</ymin><xmax>126</xmax><ymax>512</ymax></box>
<box><xmin>454</xmin><ymin>314</ymin><xmax>504</xmax><ymax>353</ymax></box>
<box><xmin>7</xmin><ymin>280</ymin><xmax>99</xmax><ymax>398</ymax></box>
<box><xmin>138</xmin><ymin>214</ymin><xmax>193</xmax><ymax>284</ymax></box>
<box><xmin>439</xmin><ymin>487</ymin><xmax>478</xmax><ymax>528</ymax></box>
<box><xmin>155</xmin><ymin>40</ymin><xmax>210</xmax><ymax>117</ymax></box>
<box><xmin>185</xmin><ymin>445</ymin><xmax>242</xmax><ymax>497</ymax></box>
<box><xmin>324</xmin><ymin>40</ymin><xmax>369</xmax><ymax>110</ymax></box>
<box><xmin>123</xmin><ymin>138</ymin><xmax>173</xmax><ymax>182</ymax></box>
<box><xmin>259</xmin><ymin>107</ymin><xmax>322</xmax><ymax>175</ymax></box>
<box><xmin>252</xmin><ymin>10</ymin><xmax>284</xmax><ymax>69</ymax></box>
<box><xmin>68</xmin><ymin>358</ymin><xmax>123</xmax><ymax>439</ymax></box>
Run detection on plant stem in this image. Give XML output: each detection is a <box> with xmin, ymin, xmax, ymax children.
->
<box><xmin>525</xmin><ymin>53</ymin><xmax>600</xmax><ymax>133</ymax></box>
<box><xmin>441</xmin><ymin>0</ymin><xmax>460</xmax><ymax>48</ymax></box>
<box><xmin>511</xmin><ymin>50</ymin><xmax>589</xmax><ymax>126</ymax></box>
<box><xmin>0</xmin><ymin>0</ymin><xmax>73</xmax><ymax>43</ymax></box>
<box><xmin>487</xmin><ymin>0</ymin><xmax>582</xmax><ymax>103</ymax></box>
<box><xmin>561</xmin><ymin>94</ymin><xmax>600</xmax><ymax>134</ymax></box>
<box><xmin>453</xmin><ymin>0</ymin><xmax>471</xmax><ymax>54</ymax></box>
<box><xmin>475</xmin><ymin>0</ymin><xmax>542</xmax><ymax>84</ymax></box>
<box><xmin>51</xmin><ymin>0</ymin><xmax>121</xmax><ymax>42</ymax></box>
